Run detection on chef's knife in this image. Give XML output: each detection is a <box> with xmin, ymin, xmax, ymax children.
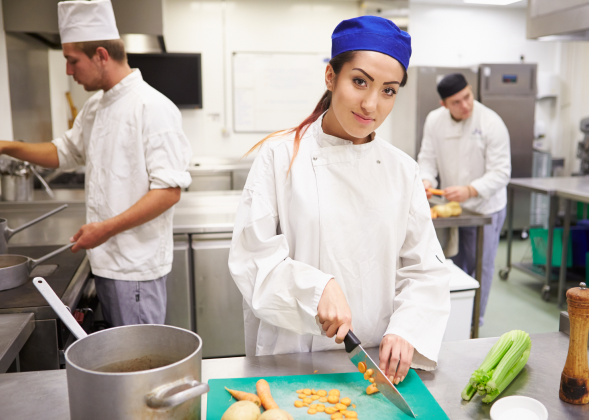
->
<box><xmin>344</xmin><ymin>331</ymin><xmax>417</xmax><ymax>418</ymax></box>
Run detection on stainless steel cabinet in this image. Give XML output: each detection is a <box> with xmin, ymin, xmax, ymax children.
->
<box><xmin>188</xmin><ymin>172</ymin><xmax>232</xmax><ymax>192</ymax></box>
<box><xmin>165</xmin><ymin>234</ymin><xmax>194</xmax><ymax>331</ymax></box>
<box><xmin>479</xmin><ymin>63</ymin><xmax>536</xmax><ymax>231</ymax></box>
<box><xmin>192</xmin><ymin>234</ymin><xmax>245</xmax><ymax>358</ymax></box>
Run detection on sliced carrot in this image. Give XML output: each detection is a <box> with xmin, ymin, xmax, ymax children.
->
<box><xmin>366</xmin><ymin>384</ymin><xmax>379</xmax><ymax>395</ymax></box>
<box><xmin>428</xmin><ymin>188</ymin><xmax>444</xmax><ymax>196</ymax></box>
<box><xmin>224</xmin><ymin>387</ymin><xmax>261</xmax><ymax>407</ymax></box>
<box><xmin>358</xmin><ymin>361</ymin><xmax>367</xmax><ymax>374</ymax></box>
<box><xmin>256</xmin><ymin>379</ymin><xmax>279</xmax><ymax>410</ymax></box>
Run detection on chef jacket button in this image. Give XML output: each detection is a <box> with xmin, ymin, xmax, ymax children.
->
<box><xmin>377</xmin><ymin>160</ymin><xmax>381</xmax><ymax>164</ymax></box>
<box><xmin>313</xmin><ymin>156</ymin><xmax>317</xmax><ymax>161</ymax></box>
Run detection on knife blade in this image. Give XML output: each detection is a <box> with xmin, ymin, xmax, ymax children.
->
<box><xmin>344</xmin><ymin>331</ymin><xmax>416</xmax><ymax>418</ymax></box>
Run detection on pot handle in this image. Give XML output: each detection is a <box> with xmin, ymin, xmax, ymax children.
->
<box><xmin>146</xmin><ymin>377</ymin><xmax>209</xmax><ymax>409</ymax></box>
<box><xmin>29</xmin><ymin>242</ymin><xmax>75</xmax><ymax>270</ymax></box>
<box><xmin>6</xmin><ymin>204</ymin><xmax>68</xmax><ymax>240</ymax></box>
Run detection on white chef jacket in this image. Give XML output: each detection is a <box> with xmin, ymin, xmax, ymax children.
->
<box><xmin>229</xmin><ymin>115</ymin><xmax>451</xmax><ymax>370</ymax></box>
<box><xmin>417</xmin><ymin>101</ymin><xmax>511</xmax><ymax>215</ymax></box>
<box><xmin>52</xmin><ymin>70</ymin><xmax>192</xmax><ymax>281</ymax></box>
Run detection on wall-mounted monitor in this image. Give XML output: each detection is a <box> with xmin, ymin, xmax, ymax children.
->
<box><xmin>127</xmin><ymin>53</ymin><xmax>202</xmax><ymax>109</ymax></box>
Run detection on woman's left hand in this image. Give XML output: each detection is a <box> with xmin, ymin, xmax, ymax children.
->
<box><xmin>379</xmin><ymin>334</ymin><xmax>414</xmax><ymax>385</ymax></box>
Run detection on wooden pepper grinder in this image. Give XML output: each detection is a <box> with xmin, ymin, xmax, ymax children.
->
<box><xmin>559</xmin><ymin>282</ymin><xmax>589</xmax><ymax>404</ymax></box>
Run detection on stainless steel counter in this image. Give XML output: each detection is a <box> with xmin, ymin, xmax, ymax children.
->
<box><xmin>0</xmin><ymin>190</ymin><xmax>242</xmax><ymax>245</ymax></box>
<box><xmin>0</xmin><ymin>332</ymin><xmax>584</xmax><ymax>420</ymax></box>
<box><xmin>429</xmin><ymin>197</ymin><xmax>493</xmax><ymax>228</ymax></box>
<box><xmin>0</xmin><ymin>313</ymin><xmax>35</xmax><ymax>373</ymax></box>
<box><xmin>173</xmin><ymin>191</ymin><xmax>241</xmax><ymax>234</ymax></box>
<box><xmin>508</xmin><ymin>176</ymin><xmax>589</xmax><ymax>203</ymax></box>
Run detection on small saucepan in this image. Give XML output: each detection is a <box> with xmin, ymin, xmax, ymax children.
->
<box><xmin>0</xmin><ymin>204</ymin><xmax>68</xmax><ymax>254</ymax></box>
<box><xmin>0</xmin><ymin>243</ymin><xmax>75</xmax><ymax>291</ymax></box>
<box><xmin>33</xmin><ymin>277</ymin><xmax>209</xmax><ymax>420</ymax></box>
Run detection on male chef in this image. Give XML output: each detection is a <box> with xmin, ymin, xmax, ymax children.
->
<box><xmin>417</xmin><ymin>73</ymin><xmax>511</xmax><ymax>326</ymax></box>
<box><xmin>0</xmin><ymin>0</ymin><xmax>192</xmax><ymax>326</ymax></box>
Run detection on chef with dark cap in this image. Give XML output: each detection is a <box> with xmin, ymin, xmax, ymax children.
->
<box><xmin>417</xmin><ymin>73</ymin><xmax>511</xmax><ymax>327</ymax></box>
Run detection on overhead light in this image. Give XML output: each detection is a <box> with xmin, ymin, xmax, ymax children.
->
<box><xmin>464</xmin><ymin>0</ymin><xmax>522</xmax><ymax>5</ymax></box>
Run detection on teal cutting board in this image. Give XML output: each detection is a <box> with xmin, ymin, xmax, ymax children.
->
<box><xmin>207</xmin><ymin>370</ymin><xmax>449</xmax><ymax>419</ymax></box>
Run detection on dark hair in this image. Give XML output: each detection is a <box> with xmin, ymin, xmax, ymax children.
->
<box><xmin>74</xmin><ymin>39</ymin><xmax>127</xmax><ymax>63</ymax></box>
<box><xmin>246</xmin><ymin>51</ymin><xmax>408</xmax><ymax>173</ymax></box>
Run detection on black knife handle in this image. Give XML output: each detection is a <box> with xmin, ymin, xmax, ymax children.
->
<box><xmin>344</xmin><ymin>330</ymin><xmax>361</xmax><ymax>353</ymax></box>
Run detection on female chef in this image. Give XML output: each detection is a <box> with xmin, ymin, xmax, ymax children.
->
<box><xmin>229</xmin><ymin>16</ymin><xmax>451</xmax><ymax>385</ymax></box>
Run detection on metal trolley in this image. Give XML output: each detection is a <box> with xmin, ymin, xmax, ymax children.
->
<box><xmin>500</xmin><ymin>176</ymin><xmax>589</xmax><ymax>306</ymax></box>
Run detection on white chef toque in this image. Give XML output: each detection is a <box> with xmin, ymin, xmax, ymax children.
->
<box><xmin>58</xmin><ymin>0</ymin><xmax>120</xmax><ymax>44</ymax></box>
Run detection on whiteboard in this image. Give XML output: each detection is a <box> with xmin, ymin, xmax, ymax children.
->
<box><xmin>233</xmin><ymin>52</ymin><xmax>329</xmax><ymax>133</ymax></box>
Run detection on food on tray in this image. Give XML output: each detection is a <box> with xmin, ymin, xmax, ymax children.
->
<box><xmin>461</xmin><ymin>330</ymin><xmax>531</xmax><ymax>403</ymax></box>
<box><xmin>221</xmin><ymin>400</ymin><xmax>261</xmax><ymax>420</ymax></box>
<box><xmin>431</xmin><ymin>201</ymin><xmax>462</xmax><ymax>218</ymax></box>
<box><xmin>258</xmin><ymin>409</ymin><xmax>294</xmax><ymax>420</ymax></box>
<box><xmin>225</xmin><ymin>386</ymin><xmax>262</xmax><ymax>407</ymax></box>
<box><xmin>256</xmin><ymin>379</ymin><xmax>280</xmax><ymax>410</ymax></box>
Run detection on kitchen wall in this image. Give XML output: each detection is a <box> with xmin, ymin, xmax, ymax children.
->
<box><xmin>166</xmin><ymin>0</ymin><xmax>586</xmax><ymax>166</ymax></box>
<box><xmin>49</xmin><ymin>49</ymin><xmax>71</xmax><ymax>139</ymax></box>
<box><xmin>408</xmin><ymin>3</ymin><xmax>560</xmax><ymax>74</ymax></box>
<box><xmin>556</xmin><ymin>42</ymin><xmax>589</xmax><ymax>175</ymax></box>
<box><xmin>164</xmin><ymin>0</ymin><xmax>360</xmax><ymax>160</ymax></box>
<box><xmin>0</xmin><ymin>0</ymin><xmax>13</xmax><ymax>140</ymax></box>
<box><xmin>20</xmin><ymin>0</ymin><xmax>587</xmax><ymax>171</ymax></box>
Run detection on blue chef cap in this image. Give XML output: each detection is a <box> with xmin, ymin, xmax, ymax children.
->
<box><xmin>331</xmin><ymin>16</ymin><xmax>412</xmax><ymax>70</ymax></box>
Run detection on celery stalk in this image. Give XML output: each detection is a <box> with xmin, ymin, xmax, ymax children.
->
<box><xmin>482</xmin><ymin>333</ymin><xmax>532</xmax><ymax>403</ymax></box>
<box><xmin>461</xmin><ymin>330</ymin><xmax>531</xmax><ymax>403</ymax></box>
<box><xmin>485</xmin><ymin>331</ymin><xmax>529</xmax><ymax>393</ymax></box>
<box><xmin>461</xmin><ymin>383</ymin><xmax>477</xmax><ymax>401</ymax></box>
<box><xmin>461</xmin><ymin>330</ymin><xmax>515</xmax><ymax>401</ymax></box>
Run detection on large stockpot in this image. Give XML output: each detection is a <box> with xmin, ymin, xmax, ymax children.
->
<box><xmin>33</xmin><ymin>278</ymin><xmax>209</xmax><ymax>420</ymax></box>
<box><xmin>0</xmin><ymin>159</ymin><xmax>54</xmax><ymax>201</ymax></box>
<box><xmin>1</xmin><ymin>172</ymin><xmax>33</xmax><ymax>201</ymax></box>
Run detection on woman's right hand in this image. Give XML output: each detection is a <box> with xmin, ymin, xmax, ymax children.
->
<box><xmin>423</xmin><ymin>180</ymin><xmax>433</xmax><ymax>199</ymax></box>
<box><xmin>317</xmin><ymin>278</ymin><xmax>352</xmax><ymax>344</ymax></box>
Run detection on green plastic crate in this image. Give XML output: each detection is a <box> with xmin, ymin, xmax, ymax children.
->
<box><xmin>530</xmin><ymin>228</ymin><xmax>573</xmax><ymax>268</ymax></box>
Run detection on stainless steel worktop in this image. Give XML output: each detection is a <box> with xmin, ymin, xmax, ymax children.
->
<box><xmin>0</xmin><ymin>332</ymin><xmax>585</xmax><ymax>419</ymax></box>
<box><xmin>199</xmin><ymin>332</ymin><xmax>584</xmax><ymax>419</ymax></box>
<box><xmin>429</xmin><ymin>197</ymin><xmax>493</xmax><ymax>228</ymax></box>
<box><xmin>2</xmin><ymin>189</ymin><xmax>495</xmax><ymax>243</ymax></box>
<box><xmin>509</xmin><ymin>176</ymin><xmax>589</xmax><ymax>203</ymax></box>
<box><xmin>0</xmin><ymin>313</ymin><xmax>35</xmax><ymax>373</ymax></box>
<box><xmin>173</xmin><ymin>191</ymin><xmax>241</xmax><ymax>234</ymax></box>
<box><xmin>0</xmin><ymin>190</ymin><xmax>242</xmax><ymax>245</ymax></box>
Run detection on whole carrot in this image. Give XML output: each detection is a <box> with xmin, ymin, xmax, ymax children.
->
<box><xmin>225</xmin><ymin>386</ymin><xmax>261</xmax><ymax>407</ymax></box>
<box><xmin>256</xmin><ymin>379</ymin><xmax>279</xmax><ymax>410</ymax></box>
<box><xmin>428</xmin><ymin>188</ymin><xmax>444</xmax><ymax>196</ymax></box>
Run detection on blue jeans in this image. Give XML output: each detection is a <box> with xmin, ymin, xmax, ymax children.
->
<box><xmin>451</xmin><ymin>207</ymin><xmax>506</xmax><ymax>326</ymax></box>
